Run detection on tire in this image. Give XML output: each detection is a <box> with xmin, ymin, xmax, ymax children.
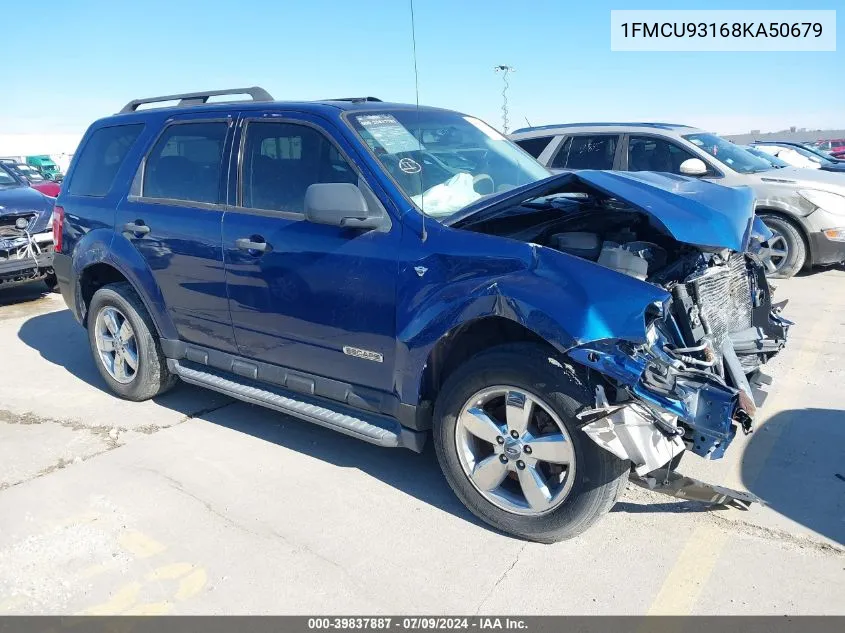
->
<box><xmin>87</xmin><ymin>282</ymin><xmax>178</xmax><ymax>401</ymax></box>
<box><xmin>44</xmin><ymin>272</ymin><xmax>59</xmax><ymax>293</ymax></box>
<box><xmin>760</xmin><ymin>214</ymin><xmax>807</xmax><ymax>279</ymax></box>
<box><xmin>432</xmin><ymin>343</ymin><xmax>630</xmax><ymax>543</ymax></box>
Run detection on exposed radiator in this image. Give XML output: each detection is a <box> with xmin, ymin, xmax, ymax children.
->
<box><xmin>687</xmin><ymin>254</ymin><xmax>754</xmax><ymax>346</ymax></box>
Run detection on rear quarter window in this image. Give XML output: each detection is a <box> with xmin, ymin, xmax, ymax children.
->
<box><xmin>514</xmin><ymin>136</ymin><xmax>554</xmax><ymax>159</ymax></box>
<box><xmin>67</xmin><ymin>123</ymin><xmax>145</xmax><ymax>197</ymax></box>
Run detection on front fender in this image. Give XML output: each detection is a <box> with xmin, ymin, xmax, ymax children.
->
<box><xmin>397</xmin><ymin>244</ymin><xmax>669</xmax><ymax>404</ymax></box>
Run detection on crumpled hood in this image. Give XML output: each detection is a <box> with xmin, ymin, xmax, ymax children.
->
<box><xmin>450</xmin><ymin>170</ymin><xmax>755</xmax><ymax>252</ymax></box>
<box><xmin>0</xmin><ymin>185</ymin><xmax>55</xmax><ymax>232</ymax></box>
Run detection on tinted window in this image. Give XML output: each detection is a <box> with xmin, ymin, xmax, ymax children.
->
<box><xmin>552</xmin><ymin>135</ymin><xmax>618</xmax><ymax>170</ymax></box>
<box><xmin>241</xmin><ymin>122</ymin><xmax>357</xmax><ymax>212</ymax></box>
<box><xmin>515</xmin><ymin>136</ymin><xmax>554</xmax><ymax>159</ymax></box>
<box><xmin>143</xmin><ymin>122</ymin><xmax>228</xmax><ymax>203</ymax></box>
<box><xmin>628</xmin><ymin>136</ymin><xmax>698</xmax><ymax>174</ymax></box>
<box><xmin>68</xmin><ymin>123</ymin><xmax>144</xmax><ymax>197</ymax></box>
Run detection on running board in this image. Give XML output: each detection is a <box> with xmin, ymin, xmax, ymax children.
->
<box><xmin>167</xmin><ymin>359</ymin><xmax>425</xmax><ymax>452</ymax></box>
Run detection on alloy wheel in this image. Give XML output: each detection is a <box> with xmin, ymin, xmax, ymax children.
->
<box><xmin>454</xmin><ymin>386</ymin><xmax>576</xmax><ymax>516</ymax></box>
<box><xmin>94</xmin><ymin>306</ymin><xmax>139</xmax><ymax>384</ymax></box>
<box><xmin>763</xmin><ymin>229</ymin><xmax>789</xmax><ymax>275</ymax></box>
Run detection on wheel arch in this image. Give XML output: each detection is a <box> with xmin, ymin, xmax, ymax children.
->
<box><xmin>417</xmin><ymin>315</ymin><xmax>571</xmax><ymax>414</ymax></box>
<box><xmin>756</xmin><ymin>207</ymin><xmax>813</xmax><ymax>265</ymax></box>
<box><xmin>76</xmin><ymin>258</ymin><xmax>177</xmax><ymax>340</ymax></box>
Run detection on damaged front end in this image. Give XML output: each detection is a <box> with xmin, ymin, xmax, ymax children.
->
<box><xmin>570</xmin><ymin>251</ymin><xmax>790</xmax><ymax>477</ymax></box>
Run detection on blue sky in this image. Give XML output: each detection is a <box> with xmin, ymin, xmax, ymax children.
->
<box><xmin>3</xmin><ymin>0</ymin><xmax>842</xmax><ymax>137</ymax></box>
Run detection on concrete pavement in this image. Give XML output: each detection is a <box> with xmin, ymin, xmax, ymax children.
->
<box><xmin>0</xmin><ymin>270</ymin><xmax>843</xmax><ymax>615</ymax></box>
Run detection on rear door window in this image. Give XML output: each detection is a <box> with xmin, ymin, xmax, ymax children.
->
<box><xmin>514</xmin><ymin>136</ymin><xmax>554</xmax><ymax>159</ymax></box>
<box><xmin>627</xmin><ymin>135</ymin><xmax>699</xmax><ymax>174</ymax></box>
<box><xmin>67</xmin><ymin>123</ymin><xmax>144</xmax><ymax>197</ymax></box>
<box><xmin>142</xmin><ymin>121</ymin><xmax>228</xmax><ymax>204</ymax></box>
<box><xmin>551</xmin><ymin>135</ymin><xmax>619</xmax><ymax>170</ymax></box>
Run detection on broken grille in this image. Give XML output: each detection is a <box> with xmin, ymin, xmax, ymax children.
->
<box><xmin>688</xmin><ymin>254</ymin><xmax>754</xmax><ymax>346</ymax></box>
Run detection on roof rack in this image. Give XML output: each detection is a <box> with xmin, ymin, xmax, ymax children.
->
<box><xmin>325</xmin><ymin>97</ymin><xmax>382</xmax><ymax>103</ymax></box>
<box><xmin>119</xmin><ymin>86</ymin><xmax>274</xmax><ymax>114</ymax></box>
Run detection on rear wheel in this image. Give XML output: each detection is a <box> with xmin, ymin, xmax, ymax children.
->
<box><xmin>433</xmin><ymin>343</ymin><xmax>629</xmax><ymax>542</ymax></box>
<box><xmin>87</xmin><ymin>282</ymin><xmax>177</xmax><ymax>401</ymax></box>
<box><xmin>760</xmin><ymin>214</ymin><xmax>806</xmax><ymax>279</ymax></box>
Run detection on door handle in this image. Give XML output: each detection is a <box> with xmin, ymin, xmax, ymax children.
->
<box><xmin>123</xmin><ymin>221</ymin><xmax>150</xmax><ymax>236</ymax></box>
<box><xmin>235</xmin><ymin>237</ymin><xmax>271</xmax><ymax>253</ymax></box>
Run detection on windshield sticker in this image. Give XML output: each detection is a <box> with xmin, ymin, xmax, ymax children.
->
<box><xmin>356</xmin><ymin>114</ymin><xmax>423</xmax><ymax>154</ymax></box>
<box><xmin>463</xmin><ymin>116</ymin><xmax>506</xmax><ymax>141</ymax></box>
<box><xmin>398</xmin><ymin>157</ymin><xmax>422</xmax><ymax>174</ymax></box>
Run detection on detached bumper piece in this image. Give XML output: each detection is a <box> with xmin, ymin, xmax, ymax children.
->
<box><xmin>0</xmin><ymin>231</ymin><xmax>55</xmax><ymax>288</ymax></box>
<box><xmin>630</xmin><ymin>469</ymin><xmax>762</xmax><ymax>510</ymax></box>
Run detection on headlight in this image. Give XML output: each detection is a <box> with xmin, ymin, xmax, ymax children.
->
<box><xmin>798</xmin><ymin>189</ymin><xmax>845</xmax><ymax>216</ymax></box>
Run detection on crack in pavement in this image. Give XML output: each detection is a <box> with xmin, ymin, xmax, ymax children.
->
<box><xmin>0</xmin><ymin>400</ymin><xmax>236</xmax><ymax>492</ymax></box>
<box><xmin>474</xmin><ymin>544</ymin><xmax>526</xmax><ymax>615</ymax></box>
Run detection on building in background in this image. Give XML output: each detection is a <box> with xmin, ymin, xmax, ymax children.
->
<box><xmin>725</xmin><ymin>128</ymin><xmax>845</xmax><ymax>145</ymax></box>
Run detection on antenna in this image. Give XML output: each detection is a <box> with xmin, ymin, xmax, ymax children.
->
<box><xmin>409</xmin><ymin>0</ymin><xmax>426</xmax><ymax>242</ymax></box>
<box><xmin>494</xmin><ymin>65</ymin><xmax>515</xmax><ymax>133</ymax></box>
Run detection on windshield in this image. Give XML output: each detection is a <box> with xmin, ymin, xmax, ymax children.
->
<box><xmin>0</xmin><ymin>165</ymin><xmax>21</xmax><ymax>187</ymax></box>
<box><xmin>744</xmin><ymin>146</ymin><xmax>789</xmax><ymax>167</ymax></box>
<box><xmin>683</xmin><ymin>133</ymin><xmax>773</xmax><ymax>174</ymax></box>
<box><xmin>347</xmin><ymin>109</ymin><xmax>550</xmax><ymax>219</ymax></box>
<box><xmin>778</xmin><ymin>144</ymin><xmax>834</xmax><ymax>165</ymax></box>
<box><xmin>17</xmin><ymin>165</ymin><xmax>46</xmax><ymax>181</ymax></box>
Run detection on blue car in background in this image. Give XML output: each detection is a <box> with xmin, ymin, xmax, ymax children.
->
<box><xmin>53</xmin><ymin>88</ymin><xmax>789</xmax><ymax>541</ymax></box>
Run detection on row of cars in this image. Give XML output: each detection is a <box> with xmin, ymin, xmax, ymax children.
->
<box><xmin>510</xmin><ymin>124</ymin><xmax>845</xmax><ymax>278</ymax></box>
<box><xmin>47</xmin><ymin>88</ymin><xmax>790</xmax><ymax>542</ymax></box>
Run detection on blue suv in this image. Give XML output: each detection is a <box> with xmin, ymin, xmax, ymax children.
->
<box><xmin>53</xmin><ymin>88</ymin><xmax>789</xmax><ymax>541</ymax></box>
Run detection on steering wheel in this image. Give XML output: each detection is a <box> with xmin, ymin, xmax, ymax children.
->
<box><xmin>472</xmin><ymin>173</ymin><xmax>495</xmax><ymax>195</ymax></box>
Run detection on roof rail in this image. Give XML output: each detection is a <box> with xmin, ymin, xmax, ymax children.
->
<box><xmin>118</xmin><ymin>86</ymin><xmax>274</xmax><ymax>114</ymax></box>
<box><xmin>325</xmin><ymin>97</ymin><xmax>383</xmax><ymax>103</ymax></box>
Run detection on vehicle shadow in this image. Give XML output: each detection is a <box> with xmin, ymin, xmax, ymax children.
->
<box><xmin>0</xmin><ymin>282</ymin><xmax>51</xmax><ymax>307</ymax></box>
<box><xmin>740</xmin><ymin>407</ymin><xmax>845</xmax><ymax>546</ymax></box>
<box><xmin>17</xmin><ymin>308</ymin><xmax>489</xmax><ymax>532</ymax></box>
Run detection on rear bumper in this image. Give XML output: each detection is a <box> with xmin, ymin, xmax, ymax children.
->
<box><xmin>52</xmin><ymin>252</ymin><xmax>80</xmax><ymax>320</ymax></box>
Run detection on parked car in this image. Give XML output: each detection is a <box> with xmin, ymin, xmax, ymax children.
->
<box><xmin>54</xmin><ymin>88</ymin><xmax>789</xmax><ymax>542</ymax></box>
<box><xmin>752</xmin><ymin>142</ymin><xmax>845</xmax><ymax>173</ymax></box>
<box><xmin>742</xmin><ymin>145</ymin><xmax>792</xmax><ymax>168</ymax></box>
<box><xmin>3</xmin><ymin>162</ymin><xmax>62</xmax><ymax>197</ymax></box>
<box><xmin>812</xmin><ymin>139</ymin><xmax>845</xmax><ymax>157</ymax></box>
<box><xmin>511</xmin><ymin>123</ymin><xmax>845</xmax><ymax>278</ymax></box>
<box><xmin>0</xmin><ymin>163</ymin><xmax>56</xmax><ymax>290</ymax></box>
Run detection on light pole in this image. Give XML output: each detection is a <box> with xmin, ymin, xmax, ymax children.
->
<box><xmin>494</xmin><ymin>65</ymin><xmax>515</xmax><ymax>133</ymax></box>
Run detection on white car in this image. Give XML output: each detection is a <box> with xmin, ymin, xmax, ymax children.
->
<box><xmin>754</xmin><ymin>144</ymin><xmax>822</xmax><ymax>169</ymax></box>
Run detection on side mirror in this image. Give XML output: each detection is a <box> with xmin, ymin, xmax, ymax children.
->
<box><xmin>679</xmin><ymin>158</ymin><xmax>709</xmax><ymax>177</ymax></box>
<box><xmin>304</xmin><ymin>183</ymin><xmax>382</xmax><ymax>229</ymax></box>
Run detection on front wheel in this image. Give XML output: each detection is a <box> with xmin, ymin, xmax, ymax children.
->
<box><xmin>433</xmin><ymin>343</ymin><xmax>629</xmax><ymax>542</ymax></box>
<box><xmin>759</xmin><ymin>215</ymin><xmax>807</xmax><ymax>279</ymax></box>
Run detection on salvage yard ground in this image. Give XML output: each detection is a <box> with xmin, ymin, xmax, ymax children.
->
<box><xmin>1</xmin><ymin>269</ymin><xmax>844</xmax><ymax>615</ymax></box>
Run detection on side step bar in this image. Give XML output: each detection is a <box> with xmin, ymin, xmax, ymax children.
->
<box><xmin>168</xmin><ymin>360</ymin><xmax>425</xmax><ymax>452</ymax></box>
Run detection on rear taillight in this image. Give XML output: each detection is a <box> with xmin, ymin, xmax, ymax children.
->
<box><xmin>53</xmin><ymin>205</ymin><xmax>64</xmax><ymax>253</ymax></box>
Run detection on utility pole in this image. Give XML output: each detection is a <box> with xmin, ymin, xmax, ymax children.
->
<box><xmin>494</xmin><ymin>65</ymin><xmax>515</xmax><ymax>133</ymax></box>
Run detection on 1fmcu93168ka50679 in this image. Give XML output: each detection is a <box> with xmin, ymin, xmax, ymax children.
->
<box><xmin>52</xmin><ymin>87</ymin><xmax>789</xmax><ymax>541</ymax></box>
